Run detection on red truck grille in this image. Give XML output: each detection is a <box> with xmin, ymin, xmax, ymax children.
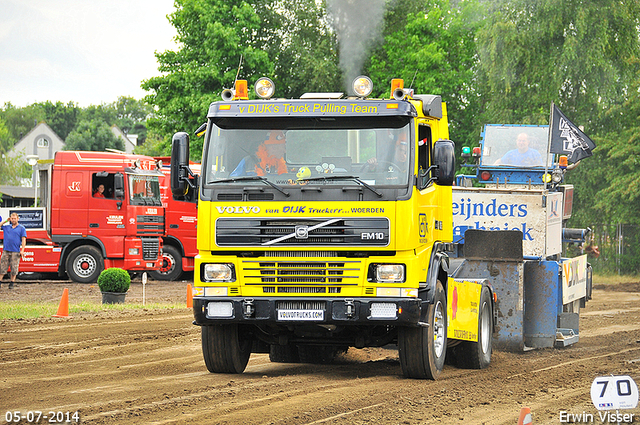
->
<box><xmin>137</xmin><ymin>215</ymin><xmax>164</xmax><ymax>236</ymax></box>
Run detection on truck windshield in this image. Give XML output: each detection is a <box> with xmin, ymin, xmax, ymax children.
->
<box><xmin>480</xmin><ymin>125</ymin><xmax>553</xmax><ymax>168</ymax></box>
<box><xmin>128</xmin><ymin>175</ymin><xmax>162</xmax><ymax>206</ymax></box>
<box><xmin>203</xmin><ymin>118</ymin><xmax>412</xmax><ymax>188</ymax></box>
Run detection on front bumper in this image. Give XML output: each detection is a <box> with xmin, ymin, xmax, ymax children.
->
<box><xmin>193</xmin><ymin>297</ymin><xmax>423</xmax><ymax>327</ymax></box>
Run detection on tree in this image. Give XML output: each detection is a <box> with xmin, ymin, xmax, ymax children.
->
<box><xmin>64</xmin><ymin>119</ymin><xmax>124</xmax><ymax>152</ymax></box>
<box><xmin>113</xmin><ymin>96</ymin><xmax>153</xmax><ymax>144</ymax></box>
<box><xmin>367</xmin><ymin>0</ymin><xmax>485</xmax><ymax>149</ymax></box>
<box><xmin>142</xmin><ymin>0</ymin><xmax>341</xmax><ymax>159</ymax></box>
<box><xmin>475</xmin><ymin>0</ymin><xmax>640</xmax><ymax>128</ymax></box>
<box><xmin>0</xmin><ymin>103</ymin><xmax>43</xmax><ymax>142</ymax></box>
<box><xmin>37</xmin><ymin>101</ymin><xmax>79</xmax><ymax>140</ymax></box>
<box><xmin>0</xmin><ymin>117</ymin><xmax>30</xmax><ymax>185</ymax></box>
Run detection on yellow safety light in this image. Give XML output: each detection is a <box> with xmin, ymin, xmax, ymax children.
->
<box><xmin>234</xmin><ymin>80</ymin><xmax>249</xmax><ymax>100</ymax></box>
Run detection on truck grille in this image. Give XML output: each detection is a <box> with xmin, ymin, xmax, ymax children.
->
<box><xmin>241</xmin><ymin>259</ymin><xmax>362</xmax><ymax>285</ymax></box>
<box><xmin>216</xmin><ymin>218</ymin><xmax>389</xmax><ymax>247</ymax></box>
<box><xmin>137</xmin><ymin>215</ymin><xmax>165</xmax><ymax>236</ymax></box>
<box><xmin>141</xmin><ymin>238</ymin><xmax>160</xmax><ymax>261</ymax></box>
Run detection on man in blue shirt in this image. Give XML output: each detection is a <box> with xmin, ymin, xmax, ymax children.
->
<box><xmin>495</xmin><ymin>133</ymin><xmax>544</xmax><ymax>166</ymax></box>
<box><xmin>1</xmin><ymin>213</ymin><xmax>27</xmax><ymax>289</ymax></box>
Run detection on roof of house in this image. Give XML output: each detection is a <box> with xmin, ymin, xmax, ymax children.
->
<box><xmin>0</xmin><ymin>185</ymin><xmax>35</xmax><ymax>199</ymax></box>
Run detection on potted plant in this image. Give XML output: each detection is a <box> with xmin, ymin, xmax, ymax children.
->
<box><xmin>97</xmin><ymin>268</ymin><xmax>131</xmax><ymax>304</ymax></box>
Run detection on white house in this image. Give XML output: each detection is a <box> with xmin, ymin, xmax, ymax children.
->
<box><xmin>10</xmin><ymin>122</ymin><xmax>65</xmax><ymax>163</ymax></box>
<box><xmin>110</xmin><ymin>125</ymin><xmax>138</xmax><ymax>154</ymax></box>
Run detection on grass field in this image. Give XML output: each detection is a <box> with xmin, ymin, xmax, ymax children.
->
<box><xmin>0</xmin><ymin>301</ymin><xmax>184</xmax><ymax>320</ymax></box>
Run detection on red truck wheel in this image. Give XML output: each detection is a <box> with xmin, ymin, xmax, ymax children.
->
<box><xmin>66</xmin><ymin>246</ymin><xmax>104</xmax><ymax>283</ymax></box>
<box><xmin>148</xmin><ymin>245</ymin><xmax>183</xmax><ymax>281</ymax></box>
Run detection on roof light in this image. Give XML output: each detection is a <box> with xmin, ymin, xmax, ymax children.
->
<box><xmin>352</xmin><ymin>75</ymin><xmax>373</xmax><ymax>97</ymax></box>
<box><xmin>472</xmin><ymin>147</ymin><xmax>481</xmax><ymax>158</ymax></box>
<box><xmin>390</xmin><ymin>78</ymin><xmax>405</xmax><ymax>99</ymax></box>
<box><xmin>558</xmin><ymin>155</ymin><xmax>568</xmax><ymax>169</ymax></box>
<box><xmin>255</xmin><ymin>77</ymin><xmax>275</xmax><ymax>99</ymax></box>
<box><xmin>234</xmin><ymin>80</ymin><xmax>249</xmax><ymax>100</ymax></box>
<box><xmin>462</xmin><ymin>147</ymin><xmax>471</xmax><ymax>158</ymax></box>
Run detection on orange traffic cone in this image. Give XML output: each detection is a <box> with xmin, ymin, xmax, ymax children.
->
<box><xmin>517</xmin><ymin>407</ymin><xmax>532</xmax><ymax>425</ymax></box>
<box><xmin>186</xmin><ymin>284</ymin><xmax>193</xmax><ymax>308</ymax></box>
<box><xmin>52</xmin><ymin>288</ymin><xmax>70</xmax><ymax>318</ymax></box>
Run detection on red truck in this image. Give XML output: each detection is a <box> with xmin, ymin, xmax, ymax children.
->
<box><xmin>0</xmin><ymin>151</ymin><xmax>165</xmax><ymax>283</ymax></box>
<box><xmin>148</xmin><ymin>157</ymin><xmax>199</xmax><ymax>281</ymax></box>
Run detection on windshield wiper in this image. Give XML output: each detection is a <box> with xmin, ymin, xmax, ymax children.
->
<box><xmin>209</xmin><ymin>176</ymin><xmax>290</xmax><ymax>197</ymax></box>
<box><xmin>300</xmin><ymin>175</ymin><xmax>383</xmax><ymax>197</ymax></box>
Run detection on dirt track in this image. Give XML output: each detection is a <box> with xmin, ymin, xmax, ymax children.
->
<box><xmin>1</xmin><ymin>280</ymin><xmax>640</xmax><ymax>424</ymax></box>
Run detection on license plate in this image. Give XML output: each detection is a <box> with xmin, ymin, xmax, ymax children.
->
<box><xmin>277</xmin><ymin>309</ymin><xmax>324</xmax><ymax>321</ymax></box>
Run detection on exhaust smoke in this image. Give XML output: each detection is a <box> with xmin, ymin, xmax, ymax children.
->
<box><xmin>326</xmin><ymin>0</ymin><xmax>387</xmax><ymax>94</ymax></box>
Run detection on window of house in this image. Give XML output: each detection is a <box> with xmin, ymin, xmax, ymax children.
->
<box><xmin>37</xmin><ymin>137</ymin><xmax>49</xmax><ymax>148</ymax></box>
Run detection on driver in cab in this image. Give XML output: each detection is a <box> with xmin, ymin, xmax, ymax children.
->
<box><xmin>230</xmin><ymin>130</ymin><xmax>288</xmax><ymax>177</ymax></box>
<box><xmin>364</xmin><ymin>130</ymin><xmax>408</xmax><ymax>172</ymax></box>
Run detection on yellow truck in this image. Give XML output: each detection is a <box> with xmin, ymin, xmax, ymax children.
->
<box><xmin>171</xmin><ymin>77</ymin><xmax>495</xmax><ymax>379</ymax></box>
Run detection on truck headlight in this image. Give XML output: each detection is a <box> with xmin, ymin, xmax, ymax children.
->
<box><xmin>373</xmin><ymin>264</ymin><xmax>405</xmax><ymax>283</ymax></box>
<box><xmin>203</xmin><ymin>264</ymin><xmax>235</xmax><ymax>282</ymax></box>
<box><xmin>129</xmin><ymin>248</ymin><xmax>139</xmax><ymax>256</ymax></box>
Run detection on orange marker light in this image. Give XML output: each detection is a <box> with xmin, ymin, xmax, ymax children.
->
<box><xmin>559</xmin><ymin>155</ymin><xmax>568</xmax><ymax>169</ymax></box>
<box><xmin>390</xmin><ymin>78</ymin><xmax>404</xmax><ymax>93</ymax></box>
<box><xmin>234</xmin><ymin>80</ymin><xmax>249</xmax><ymax>100</ymax></box>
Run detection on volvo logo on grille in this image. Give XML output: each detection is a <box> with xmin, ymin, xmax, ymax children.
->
<box><xmin>295</xmin><ymin>225</ymin><xmax>309</xmax><ymax>239</ymax></box>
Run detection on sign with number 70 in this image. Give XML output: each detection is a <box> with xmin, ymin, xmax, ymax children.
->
<box><xmin>590</xmin><ymin>376</ymin><xmax>639</xmax><ymax>410</ymax></box>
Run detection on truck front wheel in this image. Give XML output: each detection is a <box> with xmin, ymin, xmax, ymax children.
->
<box><xmin>398</xmin><ymin>280</ymin><xmax>447</xmax><ymax>379</ymax></box>
<box><xmin>66</xmin><ymin>246</ymin><xmax>104</xmax><ymax>283</ymax></box>
<box><xmin>148</xmin><ymin>245</ymin><xmax>183</xmax><ymax>281</ymax></box>
<box><xmin>201</xmin><ymin>325</ymin><xmax>252</xmax><ymax>373</ymax></box>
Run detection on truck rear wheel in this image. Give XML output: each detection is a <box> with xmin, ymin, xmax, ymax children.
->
<box><xmin>297</xmin><ymin>345</ymin><xmax>339</xmax><ymax>364</ymax></box>
<box><xmin>398</xmin><ymin>280</ymin><xmax>447</xmax><ymax>379</ymax></box>
<box><xmin>66</xmin><ymin>246</ymin><xmax>104</xmax><ymax>283</ymax></box>
<box><xmin>148</xmin><ymin>245</ymin><xmax>183</xmax><ymax>281</ymax></box>
<box><xmin>269</xmin><ymin>344</ymin><xmax>300</xmax><ymax>363</ymax></box>
<box><xmin>455</xmin><ymin>286</ymin><xmax>492</xmax><ymax>369</ymax></box>
<box><xmin>201</xmin><ymin>325</ymin><xmax>252</xmax><ymax>373</ymax></box>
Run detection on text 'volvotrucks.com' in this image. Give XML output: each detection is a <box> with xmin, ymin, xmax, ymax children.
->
<box><xmin>172</xmin><ymin>77</ymin><xmax>496</xmax><ymax>379</ymax></box>
<box><xmin>0</xmin><ymin>151</ymin><xmax>165</xmax><ymax>283</ymax></box>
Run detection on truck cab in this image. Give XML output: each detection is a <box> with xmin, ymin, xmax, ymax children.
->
<box><xmin>172</xmin><ymin>77</ymin><xmax>493</xmax><ymax>379</ymax></box>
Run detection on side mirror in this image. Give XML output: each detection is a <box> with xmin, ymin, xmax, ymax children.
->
<box><xmin>418</xmin><ymin>139</ymin><xmax>455</xmax><ymax>189</ymax></box>
<box><xmin>171</xmin><ymin>132</ymin><xmax>190</xmax><ymax>200</ymax></box>
<box><xmin>432</xmin><ymin>139</ymin><xmax>455</xmax><ymax>186</ymax></box>
<box><xmin>114</xmin><ymin>173</ymin><xmax>125</xmax><ymax>198</ymax></box>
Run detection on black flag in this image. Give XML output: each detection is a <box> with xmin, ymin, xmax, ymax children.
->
<box><xmin>549</xmin><ymin>103</ymin><xmax>596</xmax><ymax>163</ymax></box>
